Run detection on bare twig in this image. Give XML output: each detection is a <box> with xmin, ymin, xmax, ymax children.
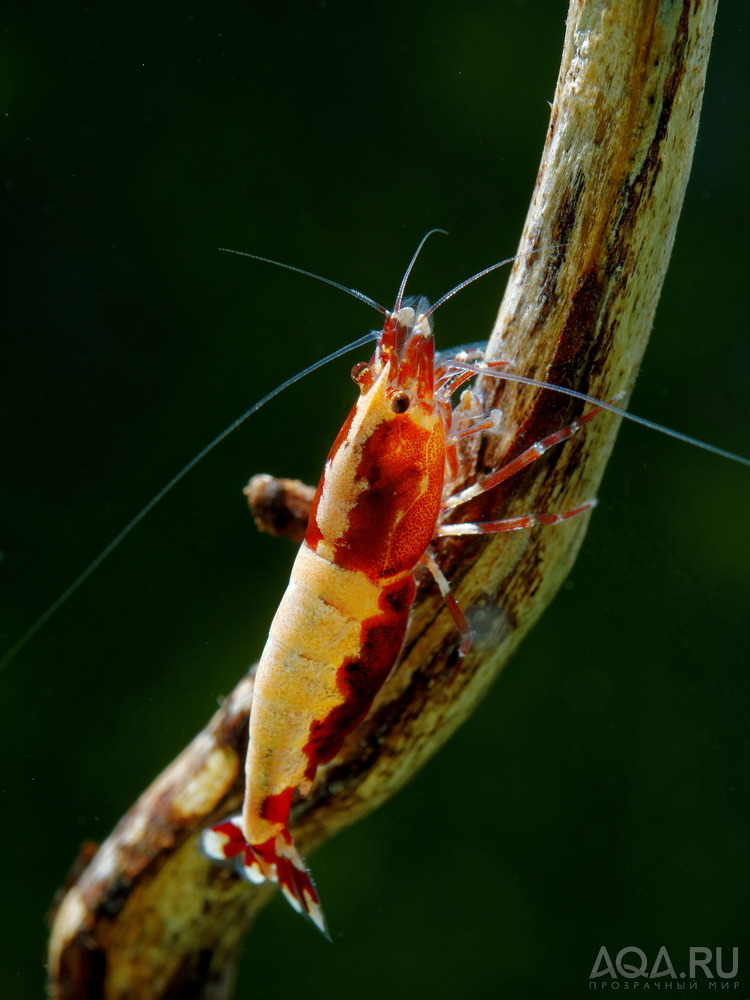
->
<box><xmin>48</xmin><ymin>1</ymin><xmax>717</xmax><ymax>997</ymax></box>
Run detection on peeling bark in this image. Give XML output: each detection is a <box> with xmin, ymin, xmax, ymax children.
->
<box><xmin>47</xmin><ymin>1</ymin><xmax>718</xmax><ymax>997</ymax></box>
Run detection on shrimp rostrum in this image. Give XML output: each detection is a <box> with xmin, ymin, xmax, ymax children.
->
<box><xmin>202</xmin><ymin>250</ymin><xmax>607</xmax><ymax>936</ymax></box>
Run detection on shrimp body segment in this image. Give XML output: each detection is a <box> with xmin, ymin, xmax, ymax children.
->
<box><xmin>204</xmin><ymin>301</ymin><xmax>457</xmax><ymax>935</ymax></box>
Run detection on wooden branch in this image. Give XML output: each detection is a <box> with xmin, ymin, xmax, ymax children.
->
<box><xmin>47</xmin><ymin>1</ymin><xmax>717</xmax><ymax>996</ymax></box>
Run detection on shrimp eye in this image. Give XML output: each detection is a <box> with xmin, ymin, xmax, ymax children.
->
<box><xmin>351</xmin><ymin>362</ymin><xmax>374</xmax><ymax>392</ymax></box>
<box><xmin>391</xmin><ymin>392</ymin><xmax>411</xmax><ymax>414</ymax></box>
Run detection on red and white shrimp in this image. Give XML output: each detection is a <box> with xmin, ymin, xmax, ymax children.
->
<box><xmin>201</xmin><ymin>242</ymin><xmax>614</xmax><ymax>936</ymax></box>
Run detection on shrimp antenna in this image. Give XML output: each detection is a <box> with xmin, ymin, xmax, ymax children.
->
<box><xmin>451</xmin><ymin>361</ymin><xmax>750</xmax><ymax>468</ymax></box>
<box><xmin>426</xmin><ymin>244</ymin><xmax>592</xmax><ymax>316</ymax></box>
<box><xmin>393</xmin><ymin>229</ymin><xmax>450</xmax><ymax>313</ymax></box>
<box><xmin>219</xmin><ymin>248</ymin><xmax>388</xmax><ymax>315</ymax></box>
<box><xmin>0</xmin><ymin>330</ymin><xmax>379</xmax><ymax>672</ymax></box>
<box><xmin>426</xmin><ymin>254</ymin><xmax>521</xmax><ymax>316</ymax></box>
<box><xmin>426</xmin><ymin>251</ymin><xmax>748</xmax><ymax>467</ymax></box>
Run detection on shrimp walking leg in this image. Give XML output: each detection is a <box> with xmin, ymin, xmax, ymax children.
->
<box><xmin>437</xmin><ymin>500</ymin><xmax>597</xmax><ymax>536</ymax></box>
<box><xmin>420</xmin><ymin>550</ymin><xmax>473</xmax><ymax>656</ymax></box>
<box><xmin>444</xmin><ymin>400</ymin><xmax>616</xmax><ymax>510</ymax></box>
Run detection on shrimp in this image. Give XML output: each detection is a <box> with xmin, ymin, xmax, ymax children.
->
<box><xmin>201</xmin><ymin>244</ymin><xmax>616</xmax><ymax>937</ymax></box>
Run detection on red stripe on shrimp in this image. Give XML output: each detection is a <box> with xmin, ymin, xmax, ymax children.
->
<box><xmin>302</xmin><ymin>574</ymin><xmax>415</xmax><ymax>774</ymax></box>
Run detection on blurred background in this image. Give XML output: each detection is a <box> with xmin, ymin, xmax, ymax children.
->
<box><xmin>2</xmin><ymin>1</ymin><xmax>748</xmax><ymax>997</ymax></box>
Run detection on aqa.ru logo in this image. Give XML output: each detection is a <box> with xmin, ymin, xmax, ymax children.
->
<box><xmin>589</xmin><ymin>947</ymin><xmax>739</xmax><ymax>989</ymax></box>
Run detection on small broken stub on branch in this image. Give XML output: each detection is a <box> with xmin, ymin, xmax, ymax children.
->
<box><xmin>244</xmin><ymin>474</ymin><xmax>315</xmax><ymax>543</ymax></box>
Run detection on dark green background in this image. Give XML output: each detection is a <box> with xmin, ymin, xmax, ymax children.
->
<box><xmin>2</xmin><ymin>2</ymin><xmax>748</xmax><ymax>998</ymax></box>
